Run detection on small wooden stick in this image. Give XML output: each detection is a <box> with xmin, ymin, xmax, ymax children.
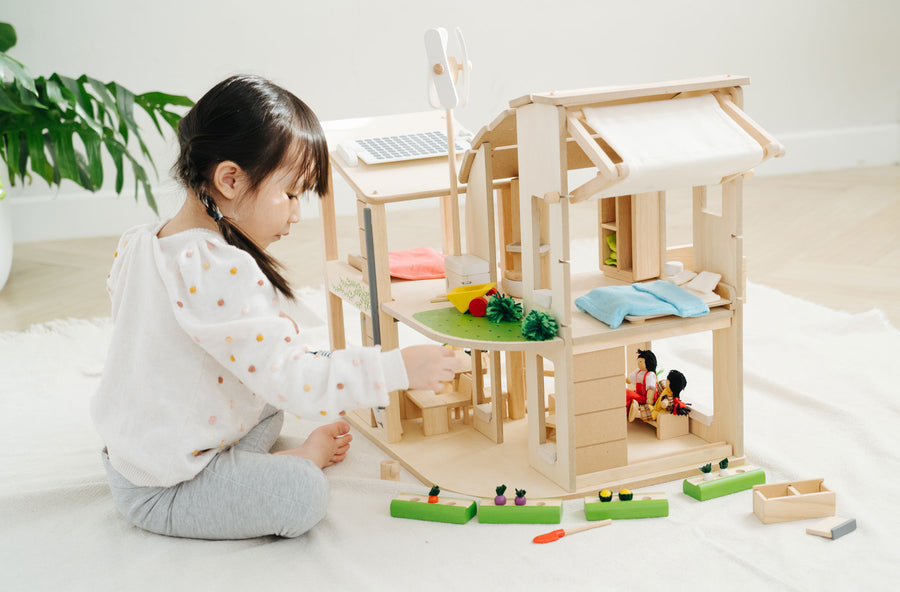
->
<box><xmin>533</xmin><ymin>519</ymin><xmax>612</xmax><ymax>544</ymax></box>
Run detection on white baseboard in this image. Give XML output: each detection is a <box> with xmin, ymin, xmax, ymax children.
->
<box><xmin>757</xmin><ymin>123</ymin><xmax>899</xmax><ymax>176</ymax></box>
<box><xmin>7</xmin><ymin>123</ymin><xmax>898</xmax><ymax>244</ymax></box>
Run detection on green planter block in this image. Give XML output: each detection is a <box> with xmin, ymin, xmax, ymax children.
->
<box><xmin>390</xmin><ymin>493</ymin><xmax>476</xmax><ymax>524</ymax></box>
<box><xmin>477</xmin><ymin>498</ymin><xmax>563</xmax><ymax>524</ymax></box>
<box><xmin>584</xmin><ymin>492</ymin><xmax>669</xmax><ymax>520</ymax></box>
<box><xmin>682</xmin><ymin>464</ymin><xmax>766</xmax><ymax>501</ymax></box>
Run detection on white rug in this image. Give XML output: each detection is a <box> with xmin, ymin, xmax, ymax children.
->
<box><xmin>1</xmin><ymin>282</ymin><xmax>898</xmax><ymax>591</ymax></box>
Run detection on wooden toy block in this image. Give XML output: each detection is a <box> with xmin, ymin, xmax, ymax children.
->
<box><xmin>380</xmin><ymin>460</ymin><xmax>400</xmax><ymax>481</ymax></box>
<box><xmin>390</xmin><ymin>493</ymin><xmax>476</xmax><ymax>524</ymax></box>
<box><xmin>806</xmin><ymin>516</ymin><xmax>856</xmax><ymax>540</ymax></box>
<box><xmin>584</xmin><ymin>492</ymin><xmax>668</xmax><ymax>520</ymax></box>
<box><xmin>477</xmin><ymin>498</ymin><xmax>563</xmax><ymax>524</ymax></box>
<box><xmin>752</xmin><ymin>479</ymin><xmax>835</xmax><ymax>524</ymax></box>
<box><xmin>647</xmin><ymin>413</ymin><xmax>690</xmax><ymax>440</ymax></box>
<box><xmin>682</xmin><ymin>464</ymin><xmax>765</xmax><ymax>501</ymax></box>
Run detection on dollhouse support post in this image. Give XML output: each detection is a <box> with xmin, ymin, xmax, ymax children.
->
<box><xmin>364</xmin><ymin>203</ymin><xmax>403</xmax><ymax>443</ymax></box>
<box><xmin>516</xmin><ymin>102</ymin><xmax>566</xmax><ymax>308</ymax></box>
<box><xmin>693</xmin><ymin>178</ymin><xmax>744</xmax><ymax>455</ymax></box>
<box><xmin>320</xmin><ymin>165</ymin><xmax>346</xmax><ymax>351</ymax></box>
<box><xmin>516</xmin><ymin>101</ymin><xmax>575</xmax><ymax>491</ymax></box>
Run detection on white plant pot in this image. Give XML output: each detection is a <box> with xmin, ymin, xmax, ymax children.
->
<box><xmin>702</xmin><ymin>472</ymin><xmax>716</xmax><ymax>481</ymax></box>
<box><xmin>0</xmin><ymin>197</ymin><xmax>12</xmax><ymax>292</ymax></box>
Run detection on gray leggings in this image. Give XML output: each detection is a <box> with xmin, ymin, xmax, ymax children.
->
<box><xmin>102</xmin><ymin>407</ymin><xmax>329</xmax><ymax>539</ymax></box>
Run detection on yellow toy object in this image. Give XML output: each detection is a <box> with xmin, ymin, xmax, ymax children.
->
<box><xmin>446</xmin><ymin>282</ymin><xmax>496</xmax><ymax>313</ymax></box>
<box><xmin>650</xmin><ymin>383</ymin><xmax>672</xmax><ymax>420</ymax></box>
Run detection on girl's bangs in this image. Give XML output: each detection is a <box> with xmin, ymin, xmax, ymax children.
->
<box><xmin>282</xmin><ymin>113</ymin><xmax>330</xmax><ymax>197</ymax></box>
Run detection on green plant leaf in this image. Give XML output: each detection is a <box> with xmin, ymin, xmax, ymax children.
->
<box><xmin>0</xmin><ymin>23</ymin><xmax>17</xmax><ymax>53</ymax></box>
<box><xmin>0</xmin><ymin>85</ymin><xmax>28</xmax><ymax>114</ymax></box>
<box><xmin>76</xmin><ymin>126</ymin><xmax>103</xmax><ymax>187</ymax></box>
<box><xmin>138</xmin><ymin>91</ymin><xmax>194</xmax><ymax>108</ymax></box>
<box><xmin>49</xmin><ymin>127</ymin><xmax>80</xmax><ymax>184</ymax></box>
<box><xmin>3</xmin><ymin>131</ymin><xmax>25</xmax><ymax>180</ymax></box>
<box><xmin>0</xmin><ymin>54</ymin><xmax>38</xmax><ymax>97</ymax></box>
<box><xmin>25</xmin><ymin>129</ymin><xmax>53</xmax><ymax>185</ymax></box>
<box><xmin>102</xmin><ymin>135</ymin><xmax>126</xmax><ymax>195</ymax></box>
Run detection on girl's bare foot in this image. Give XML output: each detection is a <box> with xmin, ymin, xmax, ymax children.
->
<box><xmin>275</xmin><ymin>421</ymin><xmax>352</xmax><ymax>468</ymax></box>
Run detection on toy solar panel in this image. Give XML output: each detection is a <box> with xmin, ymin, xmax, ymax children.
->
<box><xmin>354</xmin><ymin>131</ymin><xmax>469</xmax><ymax>164</ymax></box>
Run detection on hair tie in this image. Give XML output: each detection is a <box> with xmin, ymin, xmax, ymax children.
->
<box><xmin>199</xmin><ymin>192</ymin><xmax>223</xmax><ymax>222</ymax></box>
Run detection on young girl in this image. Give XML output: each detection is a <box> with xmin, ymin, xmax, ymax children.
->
<box><xmin>91</xmin><ymin>75</ymin><xmax>458</xmax><ymax>540</ymax></box>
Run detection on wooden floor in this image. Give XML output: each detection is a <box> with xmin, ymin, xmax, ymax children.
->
<box><xmin>1</xmin><ymin>165</ymin><xmax>898</xmax><ymax>332</ymax></box>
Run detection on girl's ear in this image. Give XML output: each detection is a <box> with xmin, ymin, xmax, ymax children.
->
<box><xmin>212</xmin><ymin>161</ymin><xmax>246</xmax><ymax>201</ymax></box>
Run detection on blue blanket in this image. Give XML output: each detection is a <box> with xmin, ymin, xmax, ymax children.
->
<box><xmin>575</xmin><ymin>281</ymin><xmax>709</xmax><ymax>329</ymax></box>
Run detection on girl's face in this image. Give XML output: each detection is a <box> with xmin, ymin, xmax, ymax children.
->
<box><xmin>234</xmin><ymin>165</ymin><xmax>304</xmax><ymax>248</ymax></box>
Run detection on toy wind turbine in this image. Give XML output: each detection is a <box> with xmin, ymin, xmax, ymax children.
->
<box><xmin>425</xmin><ymin>27</ymin><xmax>471</xmax><ymax>255</ymax></box>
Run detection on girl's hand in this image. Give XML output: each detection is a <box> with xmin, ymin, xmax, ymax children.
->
<box><xmin>401</xmin><ymin>345</ymin><xmax>459</xmax><ymax>392</ymax></box>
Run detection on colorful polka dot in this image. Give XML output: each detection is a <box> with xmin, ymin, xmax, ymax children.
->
<box><xmin>114</xmin><ymin>251</ymin><xmax>118</xmax><ymax>258</ymax></box>
<box><xmin>203</xmin><ymin>262</ymin><xmax>210</xmax><ymax>269</ymax></box>
<box><xmin>176</xmin><ymin>301</ymin><xmax>184</xmax><ymax>308</ymax></box>
<box><xmin>256</xmin><ymin>334</ymin><xmax>264</xmax><ymax>342</ymax></box>
<box><xmin>303</xmin><ymin>384</ymin><xmax>311</xmax><ymax>392</ymax></box>
<box><xmin>189</xmin><ymin>286</ymin><xmax>197</xmax><ymax>294</ymax></box>
<box><xmin>248</xmin><ymin>365</ymin><xmax>256</xmax><ymax>373</ymax></box>
<box><xmin>219</xmin><ymin>440</ymin><xmax>225</xmax><ymax>447</ymax></box>
<box><xmin>320</xmin><ymin>411</ymin><xmax>327</xmax><ymax>416</ymax></box>
<box><xmin>225</xmin><ymin>336</ymin><xmax>233</xmax><ymax>343</ymax></box>
<box><xmin>217</xmin><ymin>299</ymin><xmax>225</xmax><ymax>306</ymax></box>
<box><xmin>229</xmin><ymin>355</ymin><xmax>235</xmax><ymax>362</ymax></box>
<box><xmin>230</xmin><ymin>267</ymin><xmax>238</xmax><ymax>275</ymax></box>
<box><xmin>337</xmin><ymin>383</ymin><xmax>345</xmax><ymax>390</ymax></box>
<box><xmin>257</xmin><ymin>280</ymin><xmax>264</xmax><ymax>286</ymax></box>
<box><xmin>185</xmin><ymin>249</ymin><xmax>193</xmax><ymax>258</ymax></box>
<box><xmin>284</xmin><ymin>336</ymin><xmax>292</xmax><ymax>343</ymax></box>
<box><xmin>208</xmin><ymin>416</ymin><xmax>217</xmax><ymax>425</ymax></box>
<box><xmin>217</xmin><ymin>376</ymin><xmax>224</xmax><ymax>384</ymax></box>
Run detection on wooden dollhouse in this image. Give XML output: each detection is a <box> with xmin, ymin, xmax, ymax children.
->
<box><xmin>320</xmin><ymin>75</ymin><xmax>783</xmax><ymax>497</ymax></box>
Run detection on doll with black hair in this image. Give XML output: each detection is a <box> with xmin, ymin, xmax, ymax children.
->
<box><xmin>651</xmin><ymin>369</ymin><xmax>691</xmax><ymax>419</ymax></box>
<box><xmin>625</xmin><ymin>348</ymin><xmax>658</xmax><ymax>413</ymax></box>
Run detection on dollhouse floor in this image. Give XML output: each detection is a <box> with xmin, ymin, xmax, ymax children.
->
<box><xmin>347</xmin><ymin>409</ymin><xmax>734</xmax><ymax>499</ymax></box>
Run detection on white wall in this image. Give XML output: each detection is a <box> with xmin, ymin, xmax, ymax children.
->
<box><xmin>4</xmin><ymin>0</ymin><xmax>899</xmax><ymax>242</ymax></box>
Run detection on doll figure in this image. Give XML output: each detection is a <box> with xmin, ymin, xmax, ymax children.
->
<box><xmin>625</xmin><ymin>349</ymin><xmax>658</xmax><ymax>411</ymax></box>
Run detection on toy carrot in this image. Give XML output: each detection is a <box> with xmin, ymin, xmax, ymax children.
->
<box><xmin>532</xmin><ymin>519</ymin><xmax>612</xmax><ymax>544</ymax></box>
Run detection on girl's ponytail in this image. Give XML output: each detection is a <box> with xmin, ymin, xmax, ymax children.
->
<box><xmin>198</xmin><ymin>189</ymin><xmax>294</xmax><ymax>299</ymax></box>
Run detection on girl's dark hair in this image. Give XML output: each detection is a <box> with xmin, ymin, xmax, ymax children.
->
<box><xmin>174</xmin><ymin>75</ymin><xmax>330</xmax><ymax>299</ymax></box>
<box><xmin>636</xmin><ymin>348</ymin><xmax>657</xmax><ymax>372</ymax></box>
<box><xmin>666</xmin><ymin>369</ymin><xmax>687</xmax><ymax>397</ymax></box>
